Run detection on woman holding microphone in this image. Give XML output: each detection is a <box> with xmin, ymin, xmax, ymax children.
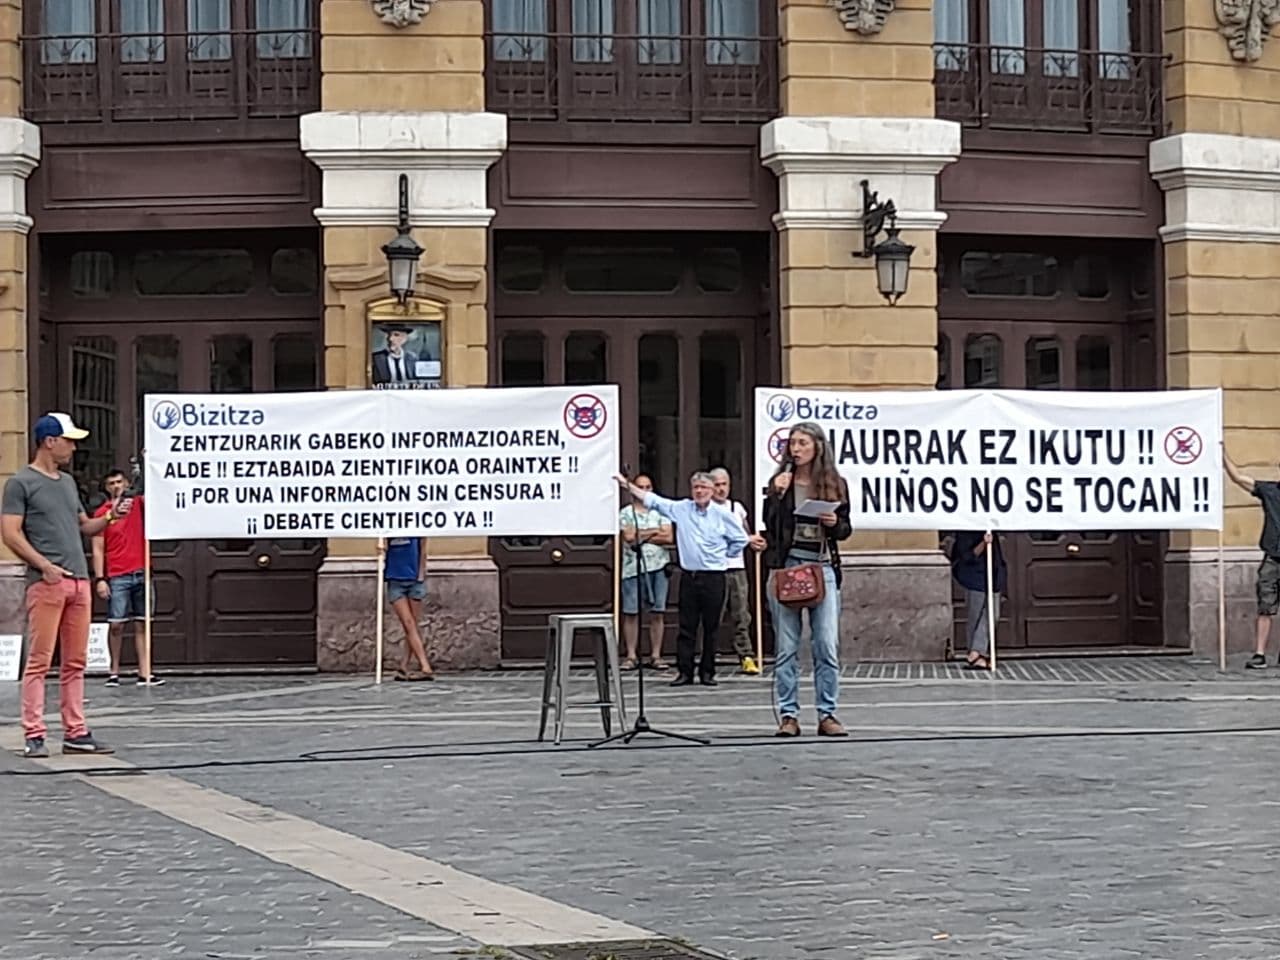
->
<box><xmin>761</xmin><ymin>422</ymin><xmax>852</xmax><ymax>738</ymax></box>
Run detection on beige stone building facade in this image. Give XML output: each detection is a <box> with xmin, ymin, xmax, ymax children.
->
<box><xmin>0</xmin><ymin>0</ymin><xmax>1276</xmax><ymax>668</ymax></box>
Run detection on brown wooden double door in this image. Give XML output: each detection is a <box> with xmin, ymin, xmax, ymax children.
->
<box><xmin>57</xmin><ymin>321</ymin><xmax>326</xmax><ymax>667</ymax></box>
<box><xmin>938</xmin><ymin>320</ymin><xmax>1161</xmax><ymax>649</ymax></box>
<box><xmin>492</xmin><ymin>316</ymin><xmax>758</xmax><ymax>660</ymax></box>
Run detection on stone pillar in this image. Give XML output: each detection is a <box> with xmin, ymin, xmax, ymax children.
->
<box><xmin>1152</xmin><ymin>0</ymin><xmax>1280</xmax><ymax>657</ymax></box>
<box><xmin>764</xmin><ymin>0</ymin><xmax>961</xmax><ymax>661</ymax></box>
<box><xmin>0</xmin><ymin>118</ymin><xmax>40</xmax><ymax>634</ymax></box>
<box><xmin>305</xmin><ymin>0</ymin><xmax>506</xmax><ymax>672</ymax></box>
<box><xmin>1151</xmin><ymin>133</ymin><xmax>1280</xmax><ymax>656</ymax></box>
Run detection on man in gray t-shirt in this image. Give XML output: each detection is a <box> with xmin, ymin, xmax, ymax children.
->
<box><xmin>1</xmin><ymin>413</ymin><xmax>127</xmax><ymax>758</ymax></box>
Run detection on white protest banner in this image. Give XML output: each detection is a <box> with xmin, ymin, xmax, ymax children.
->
<box><xmin>754</xmin><ymin>387</ymin><xmax>1222</xmax><ymax>531</ymax></box>
<box><xmin>144</xmin><ymin>386</ymin><xmax>620</xmax><ymax>540</ymax></box>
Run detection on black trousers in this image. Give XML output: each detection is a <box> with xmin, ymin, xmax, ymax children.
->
<box><xmin>676</xmin><ymin>570</ymin><xmax>726</xmax><ymax>679</ymax></box>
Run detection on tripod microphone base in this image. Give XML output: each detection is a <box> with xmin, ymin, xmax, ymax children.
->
<box><xmin>588</xmin><ymin>713</ymin><xmax>710</xmax><ymax>748</ymax></box>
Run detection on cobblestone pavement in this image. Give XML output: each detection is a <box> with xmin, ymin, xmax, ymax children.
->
<box><xmin>5</xmin><ymin>657</ymin><xmax>1280</xmax><ymax>959</ymax></box>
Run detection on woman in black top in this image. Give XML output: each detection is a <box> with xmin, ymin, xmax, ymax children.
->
<box><xmin>761</xmin><ymin>421</ymin><xmax>853</xmax><ymax>738</ymax></box>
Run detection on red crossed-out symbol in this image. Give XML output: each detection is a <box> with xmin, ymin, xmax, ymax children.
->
<box><xmin>767</xmin><ymin>428</ymin><xmax>790</xmax><ymax>464</ymax></box>
<box><xmin>563</xmin><ymin>393</ymin><xmax>607</xmax><ymax>439</ymax></box>
<box><xmin>1164</xmin><ymin>426</ymin><xmax>1203</xmax><ymax>465</ymax></box>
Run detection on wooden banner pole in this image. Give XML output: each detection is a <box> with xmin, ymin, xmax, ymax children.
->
<box><xmin>142</xmin><ymin>539</ymin><xmax>153</xmax><ymax>682</ymax></box>
<box><xmin>1218</xmin><ymin>526</ymin><xmax>1227</xmax><ymax>672</ymax></box>
<box><xmin>612</xmin><ymin>532</ymin><xmax>621</xmax><ymax>653</ymax></box>
<box><xmin>754</xmin><ymin>550</ymin><xmax>765</xmax><ymax>670</ymax></box>
<box><xmin>986</xmin><ymin>531</ymin><xmax>997</xmax><ymax>672</ymax></box>
<box><xmin>375</xmin><ymin>539</ymin><xmax>386</xmax><ymax>685</ymax></box>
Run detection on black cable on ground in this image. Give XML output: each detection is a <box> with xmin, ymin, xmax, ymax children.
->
<box><xmin>5</xmin><ymin>723</ymin><xmax>1280</xmax><ymax>778</ymax></box>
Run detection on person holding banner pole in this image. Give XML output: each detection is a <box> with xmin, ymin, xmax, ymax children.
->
<box><xmin>761</xmin><ymin>422</ymin><xmax>851</xmax><ymax>738</ymax></box>
<box><xmin>91</xmin><ymin>468</ymin><xmax>162</xmax><ymax>686</ymax></box>
<box><xmin>948</xmin><ymin>530</ymin><xmax>1005</xmax><ymax>671</ymax></box>
<box><xmin>381</xmin><ymin>535</ymin><xmax>434</xmax><ymax>681</ymax></box>
<box><xmin>1223</xmin><ymin>448</ymin><xmax>1280</xmax><ymax>670</ymax></box>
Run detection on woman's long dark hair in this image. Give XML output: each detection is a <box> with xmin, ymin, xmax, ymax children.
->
<box><xmin>770</xmin><ymin>421</ymin><xmax>846</xmax><ymax>503</ymax></box>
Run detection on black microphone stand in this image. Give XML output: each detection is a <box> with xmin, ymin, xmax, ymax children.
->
<box><xmin>590</xmin><ymin>480</ymin><xmax>708</xmax><ymax>748</ymax></box>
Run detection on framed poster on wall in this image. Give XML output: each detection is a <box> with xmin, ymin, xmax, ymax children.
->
<box><xmin>367</xmin><ymin>296</ymin><xmax>445</xmax><ymax>390</ymax></box>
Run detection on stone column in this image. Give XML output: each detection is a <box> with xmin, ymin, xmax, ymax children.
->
<box><xmin>0</xmin><ymin>117</ymin><xmax>40</xmax><ymax>634</ymax></box>
<box><xmin>763</xmin><ymin>0</ymin><xmax>962</xmax><ymax>660</ymax></box>
<box><xmin>1151</xmin><ymin>133</ymin><xmax>1280</xmax><ymax>656</ymax></box>
<box><xmin>305</xmin><ymin>0</ymin><xmax>508</xmax><ymax>671</ymax></box>
<box><xmin>1152</xmin><ymin>0</ymin><xmax>1280</xmax><ymax>656</ymax></box>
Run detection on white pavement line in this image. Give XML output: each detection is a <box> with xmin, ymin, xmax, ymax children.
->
<box><xmin>1</xmin><ymin>733</ymin><xmax>652</xmax><ymax>947</ymax></box>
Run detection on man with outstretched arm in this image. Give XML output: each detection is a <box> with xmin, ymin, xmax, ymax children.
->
<box><xmin>1223</xmin><ymin>443</ymin><xmax>1280</xmax><ymax>669</ymax></box>
<box><xmin>1</xmin><ymin>414</ymin><xmax>123</xmax><ymax>757</ymax></box>
<box><xmin>616</xmin><ymin>472</ymin><xmax>764</xmax><ymax>687</ymax></box>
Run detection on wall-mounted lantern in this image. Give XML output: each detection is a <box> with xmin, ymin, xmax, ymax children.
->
<box><xmin>853</xmin><ymin>179</ymin><xmax>914</xmax><ymax>305</ymax></box>
<box><xmin>381</xmin><ymin>173</ymin><xmax>424</xmax><ymax>303</ymax></box>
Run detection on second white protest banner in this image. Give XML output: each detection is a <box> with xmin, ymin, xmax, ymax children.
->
<box><xmin>144</xmin><ymin>385</ymin><xmax>619</xmax><ymax>539</ymax></box>
<box><xmin>754</xmin><ymin>387</ymin><xmax>1222</xmax><ymax>531</ymax></box>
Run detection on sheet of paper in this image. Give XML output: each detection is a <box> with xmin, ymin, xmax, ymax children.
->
<box><xmin>794</xmin><ymin>499</ymin><xmax>840</xmax><ymax>519</ymax></box>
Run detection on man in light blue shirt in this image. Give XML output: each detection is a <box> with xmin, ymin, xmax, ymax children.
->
<box><xmin>618</xmin><ymin>471</ymin><xmax>762</xmax><ymax>687</ymax></box>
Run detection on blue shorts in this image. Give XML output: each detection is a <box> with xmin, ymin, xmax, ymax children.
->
<box><xmin>387</xmin><ymin>579</ymin><xmax>426</xmax><ymax>603</ymax></box>
<box><xmin>621</xmin><ymin>570</ymin><xmax>668</xmax><ymax>615</ymax></box>
<box><xmin>107</xmin><ymin>570</ymin><xmax>151</xmax><ymax>623</ymax></box>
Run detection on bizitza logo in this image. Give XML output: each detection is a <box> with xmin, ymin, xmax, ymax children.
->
<box><xmin>152</xmin><ymin>401</ymin><xmax>180</xmax><ymax>430</ymax></box>
<box><xmin>765</xmin><ymin>395</ymin><xmax>795</xmax><ymax>423</ymax></box>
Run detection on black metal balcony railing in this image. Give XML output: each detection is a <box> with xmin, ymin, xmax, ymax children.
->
<box><xmin>22</xmin><ymin>29</ymin><xmax>319</xmax><ymax>124</ymax></box>
<box><xmin>486</xmin><ymin>32</ymin><xmax>778</xmax><ymax>123</ymax></box>
<box><xmin>933</xmin><ymin>44</ymin><xmax>1164</xmax><ymax>135</ymax></box>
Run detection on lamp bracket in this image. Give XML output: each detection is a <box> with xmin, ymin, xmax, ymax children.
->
<box><xmin>855</xmin><ymin>178</ymin><xmax>898</xmax><ymax>258</ymax></box>
<box><xmin>396</xmin><ymin>172</ymin><xmax>411</xmax><ymax>235</ymax></box>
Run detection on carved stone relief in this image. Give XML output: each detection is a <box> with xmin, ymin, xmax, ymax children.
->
<box><xmin>1213</xmin><ymin>0</ymin><xmax>1280</xmax><ymax>62</ymax></box>
<box><xmin>831</xmin><ymin>0</ymin><xmax>897</xmax><ymax>36</ymax></box>
<box><xmin>371</xmin><ymin>0</ymin><xmax>433</xmax><ymax>29</ymax></box>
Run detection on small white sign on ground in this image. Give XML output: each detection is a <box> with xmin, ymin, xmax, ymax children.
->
<box><xmin>87</xmin><ymin>623</ymin><xmax>111</xmax><ymax>675</ymax></box>
<box><xmin>0</xmin><ymin>634</ymin><xmax>19</xmax><ymax>681</ymax></box>
<box><xmin>0</xmin><ymin>626</ymin><xmax>112</xmax><ymax>680</ymax></box>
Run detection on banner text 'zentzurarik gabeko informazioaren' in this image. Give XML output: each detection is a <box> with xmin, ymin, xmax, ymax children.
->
<box><xmin>144</xmin><ymin>386</ymin><xmax>620</xmax><ymax>540</ymax></box>
<box><xmin>754</xmin><ymin>388</ymin><xmax>1223</xmax><ymax>531</ymax></box>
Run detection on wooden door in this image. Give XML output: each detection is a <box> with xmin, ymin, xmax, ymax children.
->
<box><xmin>58</xmin><ymin>321</ymin><xmax>326</xmax><ymax>666</ymax></box>
<box><xmin>938</xmin><ymin>320</ymin><xmax>1143</xmax><ymax>649</ymax></box>
<box><xmin>491</xmin><ymin>316</ymin><xmax>755</xmax><ymax>661</ymax></box>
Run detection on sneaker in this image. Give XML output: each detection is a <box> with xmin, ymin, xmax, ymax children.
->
<box><xmin>1246</xmin><ymin>654</ymin><xmax>1268</xmax><ymax>670</ymax></box>
<box><xmin>23</xmin><ymin>737</ymin><xmax>48</xmax><ymax>758</ymax></box>
<box><xmin>739</xmin><ymin>656</ymin><xmax>761</xmax><ymax>676</ymax></box>
<box><xmin>62</xmin><ymin>733</ymin><xmax>114</xmax><ymax>755</ymax></box>
<box><xmin>136</xmin><ymin>675</ymin><xmax>166</xmax><ymax>686</ymax></box>
<box><xmin>104</xmin><ymin>675</ymin><xmax>119</xmax><ymax>687</ymax></box>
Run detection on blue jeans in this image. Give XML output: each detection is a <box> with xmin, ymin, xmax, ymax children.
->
<box><xmin>768</xmin><ymin>559</ymin><xmax>840</xmax><ymax>720</ymax></box>
<box><xmin>107</xmin><ymin>570</ymin><xmax>150</xmax><ymax>623</ymax></box>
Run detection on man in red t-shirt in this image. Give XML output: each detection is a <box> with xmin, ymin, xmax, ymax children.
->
<box><xmin>91</xmin><ymin>469</ymin><xmax>162</xmax><ymax>686</ymax></box>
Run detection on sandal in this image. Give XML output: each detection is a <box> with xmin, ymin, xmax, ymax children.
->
<box><xmin>405</xmin><ymin>669</ymin><xmax>435</xmax><ymax>682</ymax></box>
<box><xmin>964</xmin><ymin>656</ymin><xmax>991</xmax><ymax>671</ymax></box>
<box><xmin>647</xmin><ymin>658</ymin><xmax>671</xmax><ymax>671</ymax></box>
<box><xmin>393</xmin><ymin>668</ymin><xmax>409</xmax><ymax>681</ymax></box>
<box><xmin>622</xmin><ymin>658</ymin><xmax>638</xmax><ymax>671</ymax></box>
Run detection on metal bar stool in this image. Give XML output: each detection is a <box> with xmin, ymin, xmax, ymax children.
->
<box><xmin>537</xmin><ymin>613</ymin><xmax>628</xmax><ymax>745</ymax></box>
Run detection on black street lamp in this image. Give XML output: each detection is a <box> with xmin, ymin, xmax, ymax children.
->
<box><xmin>381</xmin><ymin>173</ymin><xmax>424</xmax><ymax>303</ymax></box>
<box><xmin>853</xmin><ymin>178</ymin><xmax>915</xmax><ymax>305</ymax></box>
